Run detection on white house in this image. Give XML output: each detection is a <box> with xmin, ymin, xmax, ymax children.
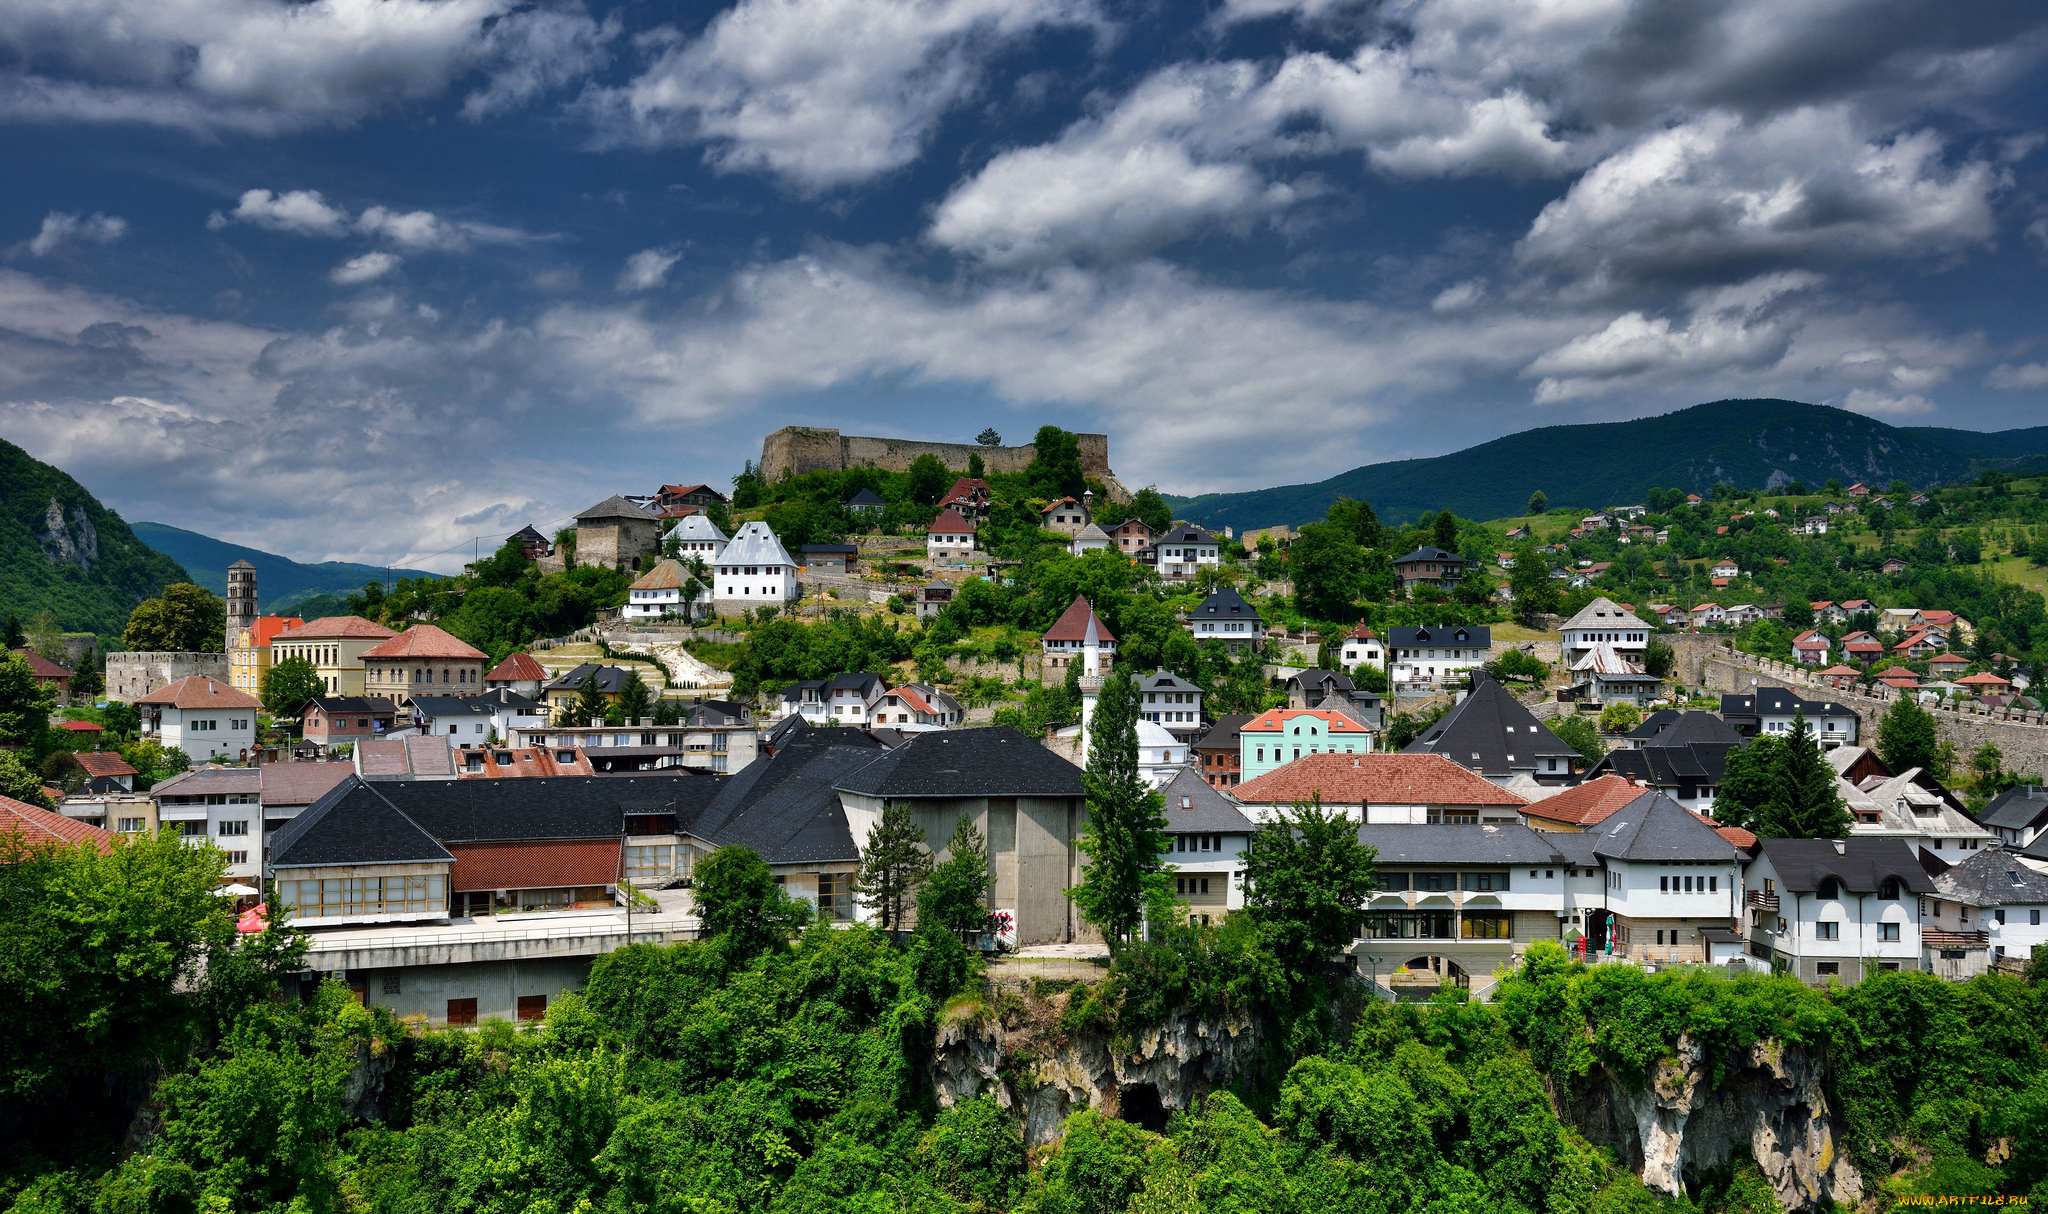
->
<box><xmin>1981</xmin><ymin>785</ymin><xmax>2048</xmax><ymax>849</ymax></box>
<box><xmin>1791</xmin><ymin>630</ymin><xmax>1830</xmax><ymax>665</ymax></box>
<box><xmin>1689</xmin><ymin>602</ymin><xmax>1726</xmax><ymax>627</ymax></box>
<box><xmin>1148</xmin><ymin>525</ymin><xmax>1221</xmax><ymax>580</ymax></box>
<box><xmin>714</xmin><ymin>521</ymin><xmax>800</xmax><ymax>610</ymax></box>
<box><xmin>409</xmin><ymin>695</ymin><xmax>497</xmax><ymax>744</ymax></box>
<box><xmin>1743</xmin><ymin>838</ymin><xmax>1932</xmax><ymax>984</ymax></box>
<box><xmin>927</xmin><ymin>508</ymin><xmax>976</xmax><ymax>563</ymax></box>
<box><xmin>1923</xmin><ymin>847</ymin><xmax>2048</xmax><ymax>977</ymax></box>
<box><xmin>135</xmin><ymin>675</ymin><xmax>260</xmax><ymax>764</ymax></box>
<box><xmin>625</xmin><ymin>557</ymin><xmax>710</xmax><ymax>620</ymax></box>
<box><xmin>1578</xmin><ymin>792</ymin><xmax>1744</xmax><ymax>963</ymax></box>
<box><xmin>779</xmin><ymin>672</ymin><xmax>886</xmax><ymax>727</ymax></box>
<box><xmin>1339</xmin><ymin>622</ymin><xmax>1383</xmax><ymax>671</ymax></box>
<box><xmin>667</xmin><ymin>512</ymin><xmax>728</xmax><ymax>561</ymax></box>
<box><xmin>1385</xmin><ymin>624</ymin><xmax>1491</xmax><ymax>688</ymax></box>
<box><xmin>1560</xmin><ymin>598</ymin><xmax>1650</xmax><ymax>663</ymax></box>
<box><xmin>1158</xmin><ymin>767</ymin><xmax>1255</xmax><ymax>921</ymax></box>
<box><xmin>870</xmin><ymin>683</ymin><xmax>963</xmax><ymax>731</ymax></box>
<box><xmin>1137</xmin><ymin>668</ymin><xmax>1204</xmax><ymax>735</ymax></box>
<box><xmin>1186</xmin><ymin>587</ymin><xmax>1263</xmax><ymax>654</ymax></box>
<box><xmin>1710</xmin><ymin>560</ymin><xmax>1740</xmax><ymax>579</ymax></box>
<box><xmin>1070</xmin><ymin>522</ymin><xmax>1114</xmax><ymax>557</ymax></box>
<box><xmin>150</xmin><ymin>766</ymin><xmax>264</xmax><ymax>883</ymax></box>
<box><xmin>1719</xmin><ymin>686</ymin><xmax>1859</xmax><ymax>747</ymax></box>
<box><xmin>472</xmin><ymin>688</ymin><xmax>551</xmax><ymax>740</ymax></box>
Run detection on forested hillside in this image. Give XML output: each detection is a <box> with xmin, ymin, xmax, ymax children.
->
<box><xmin>0</xmin><ymin>437</ymin><xmax>190</xmax><ymax>642</ymax></box>
<box><xmin>1164</xmin><ymin>400</ymin><xmax>2011</xmax><ymax>531</ymax></box>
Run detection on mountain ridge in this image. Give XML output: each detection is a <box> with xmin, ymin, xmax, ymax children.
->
<box><xmin>1161</xmin><ymin>399</ymin><xmax>2047</xmax><ymax>531</ymax></box>
<box><xmin>130</xmin><ymin>521</ymin><xmax>439</xmax><ymax>610</ymax></box>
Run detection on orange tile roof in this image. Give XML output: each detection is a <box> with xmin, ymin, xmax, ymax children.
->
<box><xmin>1522</xmin><ymin>774</ymin><xmax>1646</xmax><ymax>825</ymax></box>
<box><xmin>359</xmin><ymin>624</ymin><xmax>487</xmax><ymax>661</ymax></box>
<box><xmin>486</xmin><ymin>652</ymin><xmax>549</xmax><ymax>683</ymax></box>
<box><xmin>1233</xmin><ymin>753</ymin><xmax>1528</xmax><ymax>807</ymax></box>
<box><xmin>1043</xmin><ymin>596</ymin><xmax>1115</xmax><ymax>643</ymax></box>
<box><xmin>1957</xmin><ymin>672</ymin><xmax>2010</xmax><ymax>687</ymax></box>
<box><xmin>134</xmin><ymin>675</ymin><xmax>261</xmax><ymax>710</ymax></box>
<box><xmin>0</xmin><ymin>795</ymin><xmax>112</xmax><ymax>854</ymax></box>
<box><xmin>74</xmin><ymin>752</ymin><xmax>137</xmax><ymax>778</ymax></box>
<box><xmin>1240</xmin><ymin>707</ymin><xmax>1371</xmax><ymax>734</ymax></box>
<box><xmin>457</xmin><ymin>747</ymin><xmax>596</xmax><ymax>778</ymax></box>
<box><xmin>275</xmin><ymin>616</ymin><xmax>396</xmax><ymax>642</ymax></box>
<box><xmin>56</xmin><ymin>719</ymin><xmax>104</xmax><ymax>732</ymax></box>
<box><xmin>1685</xmin><ymin>810</ymin><xmax>1757</xmax><ymax>850</ymax></box>
<box><xmin>249</xmin><ymin>616</ymin><xmax>304</xmax><ymax>647</ymax></box>
<box><xmin>1817</xmin><ymin>665</ymin><xmax>1861</xmax><ymax>677</ymax></box>
<box><xmin>1345</xmin><ymin>621</ymin><xmax>1378</xmax><ymax>640</ymax></box>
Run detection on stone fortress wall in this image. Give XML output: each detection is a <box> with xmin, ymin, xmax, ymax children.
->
<box><xmin>107</xmin><ymin>651</ymin><xmax>230</xmax><ymax>703</ymax></box>
<box><xmin>760</xmin><ymin>427</ymin><xmax>1127</xmax><ymax>500</ymax></box>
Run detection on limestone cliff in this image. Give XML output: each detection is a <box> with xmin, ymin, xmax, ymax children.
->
<box><xmin>931</xmin><ymin>994</ymin><xmax>1264</xmax><ymax>1148</ymax></box>
<box><xmin>1563</xmin><ymin>1035</ymin><xmax>1861</xmax><ymax>1212</ymax></box>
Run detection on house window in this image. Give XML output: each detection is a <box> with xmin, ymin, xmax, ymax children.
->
<box><xmin>1818</xmin><ymin>877</ymin><xmax>1839</xmax><ymax>900</ymax></box>
<box><xmin>1816</xmin><ymin>962</ymin><xmax>1840</xmax><ymax>976</ymax></box>
<box><xmin>1460</xmin><ymin>913</ymin><xmax>1511</xmax><ymax>939</ymax></box>
<box><xmin>1878</xmin><ymin>923</ymin><xmax>1901</xmax><ymax>941</ymax></box>
<box><xmin>118</xmin><ymin>818</ymin><xmax>144</xmax><ymax>833</ymax></box>
<box><xmin>1816</xmin><ymin>921</ymin><xmax>1840</xmax><ymax>940</ymax></box>
<box><xmin>218</xmin><ymin>820</ymin><xmax>248</xmax><ymax>836</ymax></box>
<box><xmin>1879</xmin><ymin>878</ymin><xmax>1900</xmax><ymax>899</ymax></box>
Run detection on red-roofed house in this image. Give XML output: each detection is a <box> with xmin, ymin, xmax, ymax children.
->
<box><xmin>1520</xmin><ymin>774</ymin><xmax>1647</xmax><ymax>832</ymax></box>
<box><xmin>1847</xmin><ymin>482</ymin><xmax>1869</xmax><ymax>497</ymax></box>
<box><xmin>135</xmin><ymin>675</ymin><xmax>261</xmax><ymax>763</ymax></box>
<box><xmin>1791</xmin><ymin>630</ymin><xmax>1830</xmax><ymax>665</ymax></box>
<box><xmin>937</xmin><ymin>477</ymin><xmax>993</xmax><ymax>520</ymax></box>
<box><xmin>0</xmin><ymin>795</ymin><xmax>112</xmax><ymax>855</ymax></box>
<box><xmin>1878</xmin><ymin>670</ymin><xmax>1922</xmax><ymax>690</ymax></box>
<box><xmin>73</xmin><ymin>751</ymin><xmax>137</xmax><ymax>790</ymax></box>
<box><xmin>1339</xmin><ymin>621</ymin><xmax>1383</xmax><ymax>669</ymax></box>
<box><xmin>1956</xmin><ymin>672</ymin><xmax>2011</xmax><ymax>692</ymax></box>
<box><xmin>1882</xmin><ymin>558</ymin><xmax>1908</xmax><ymax>575</ymax></box>
<box><xmin>13</xmin><ymin>650</ymin><xmax>71</xmax><ymax>702</ymax></box>
<box><xmin>1236</xmin><ymin>708</ymin><xmax>1375</xmax><ymax>783</ymax></box>
<box><xmin>359</xmin><ymin>625</ymin><xmax>489</xmax><ymax>703</ymax></box>
<box><xmin>484</xmin><ymin>652</ymin><xmax>549</xmax><ymax>696</ymax></box>
<box><xmin>1816</xmin><ymin>665</ymin><xmax>1862</xmax><ymax>690</ymax></box>
<box><xmin>1233</xmin><ymin>752</ymin><xmax>1527</xmax><ymax>823</ymax></box>
<box><xmin>1842</xmin><ymin>632</ymin><xmax>1884</xmax><ymax>663</ymax></box>
<box><xmin>1041</xmin><ymin>597</ymin><xmax>1115</xmax><ymax>681</ymax></box>
<box><xmin>1040</xmin><ymin>496</ymin><xmax>1091</xmax><ymax>536</ymax></box>
<box><xmin>926</xmin><ymin>508</ymin><xmax>976</xmax><ymax>563</ymax></box>
<box><xmin>1925</xmin><ymin>653</ymin><xmax>1969</xmax><ymax>678</ymax></box>
<box><xmin>1894</xmin><ymin>631</ymin><xmax>1943</xmax><ymax>658</ymax></box>
<box><xmin>56</xmin><ymin>719</ymin><xmax>103</xmax><ymax>737</ymax></box>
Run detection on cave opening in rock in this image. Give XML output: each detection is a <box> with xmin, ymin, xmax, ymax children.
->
<box><xmin>1119</xmin><ymin>1083</ymin><xmax>1167</xmax><ymax>1133</ymax></box>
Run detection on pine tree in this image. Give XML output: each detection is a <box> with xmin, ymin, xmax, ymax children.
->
<box><xmin>853</xmin><ymin>801</ymin><xmax>932</xmax><ymax>933</ymax></box>
<box><xmin>919</xmin><ymin>815</ymin><xmax>993</xmax><ymax>937</ymax></box>
<box><xmin>1762</xmin><ymin>712</ymin><xmax>1851</xmax><ymax>838</ymax></box>
<box><xmin>573</xmin><ymin>669</ymin><xmax>609</xmax><ymax>727</ymax></box>
<box><xmin>618</xmin><ymin>670</ymin><xmax>653</xmax><ymax>722</ymax></box>
<box><xmin>1069</xmin><ymin>670</ymin><xmax>1172</xmax><ymax>948</ymax></box>
<box><xmin>1432</xmin><ymin>510</ymin><xmax>1459</xmax><ymax>552</ymax></box>
<box><xmin>1711</xmin><ymin>734</ymin><xmax>1782</xmax><ymax>833</ymax></box>
<box><xmin>1878</xmin><ymin>694</ymin><xmax>1940</xmax><ymax>774</ymax></box>
<box><xmin>3</xmin><ymin>614</ymin><xmax>23</xmax><ymax>650</ymax></box>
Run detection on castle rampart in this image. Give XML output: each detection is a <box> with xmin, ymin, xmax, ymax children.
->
<box><xmin>107</xmin><ymin>651</ymin><xmax>230</xmax><ymax>703</ymax></box>
<box><xmin>760</xmin><ymin>428</ymin><xmax>1123</xmax><ymax>498</ymax></box>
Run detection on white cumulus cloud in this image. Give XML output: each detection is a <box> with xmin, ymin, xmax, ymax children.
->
<box><xmin>617</xmin><ymin>247</ymin><xmax>682</xmax><ymax>292</ymax></box>
<box><xmin>330</xmin><ymin>252</ymin><xmax>403</xmax><ymax>284</ymax></box>
<box><xmin>24</xmin><ymin>211</ymin><xmax>128</xmax><ymax>256</ymax></box>
<box><xmin>581</xmin><ymin>0</ymin><xmax>1097</xmax><ymax>190</ymax></box>
<box><xmin>210</xmin><ymin>188</ymin><xmax>529</xmax><ymax>251</ymax></box>
<box><xmin>1842</xmin><ymin>388</ymin><xmax>1937</xmax><ymax>416</ymax></box>
<box><xmin>1986</xmin><ymin>363</ymin><xmax>2048</xmax><ymax>390</ymax></box>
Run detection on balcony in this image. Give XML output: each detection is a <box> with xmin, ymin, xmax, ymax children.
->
<box><xmin>1746</xmin><ymin>890</ymin><xmax>1778</xmax><ymax>912</ymax></box>
<box><xmin>1923</xmin><ymin>929</ymin><xmax>1988</xmax><ymax>949</ymax></box>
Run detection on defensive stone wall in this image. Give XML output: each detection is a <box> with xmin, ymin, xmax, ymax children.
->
<box><xmin>106</xmin><ymin>651</ymin><xmax>230</xmax><ymax>703</ymax></box>
<box><xmin>1700</xmin><ymin>649</ymin><xmax>2048</xmax><ymax>776</ymax></box>
<box><xmin>760</xmin><ymin>427</ymin><xmax>1118</xmax><ymax>492</ymax></box>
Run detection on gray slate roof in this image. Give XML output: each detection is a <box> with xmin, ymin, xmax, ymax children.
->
<box><xmin>1158</xmin><ymin>767</ymin><xmax>1254</xmax><ymax>833</ymax></box>
<box><xmin>1586</xmin><ymin>741</ymin><xmax>1738</xmax><ymax>788</ymax></box>
<box><xmin>1392</xmin><ymin>546</ymin><xmax>1464</xmax><ymax>566</ymax></box>
<box><xmin>1405</xmin><ymin>674</ymin><xmax>1575</xmax><ymax>775</ymax></box>
<box><xmin>379</xmin><ymin>772</ymin><xmax>721</xmax><ymax>843</ymax></box>
<box><xmin>1931</xmin><ymin>846</ymin><xmax>2048</xmax><ymax>907</ymax></box>
<box><xmin>1141</xmin><ymin>669</ymin><xmax>1201</xmax><ymax>696</ymax></box>
<box><xmin>576</xmin><ymin>494</ymin><xmax>656</xmax><ymax>523</ymax></box>
<box><xmin>1625</xmin><ymin>710</ymin><xmax>1741</xmax><ymax>746</ymax></box>
<box><xmin>1189</xmin><ymin>587</ymin><xmax>1262</xmax><ymax>624</ymax></box>
<box><xmin>1979</xmin><ymin>784</ymin><xmax>2048</xmax><ymax>832</ymax></box>
<box><xmin>409</xmin><ymin>696</ymin><xmax>495</xmax><ymax>719</ymax></box>
<box><xmin>1720</xmin><ymin>686</ymin><xmax>1854</xmax><ymax>722</ymax></box>
<box><xmin>542</xmin><ymin>664</ymin><xmax>638</xmax><ymax>695</ymax></box>
<box><xmin>834</xmin><ymin>726</ymin><xmax>1086</xmax><ymax>798</ymax></box>
<box><xmin>1356</xmin><ymin>823</ymin><xmax>1567</xmax><ymax>865</ymax></box>
<box><xmin>1587</xmin><ymin>792</ymin><xmax>1741</xmax><ymax>862</ymax></box>
<box><xmin>1753</xmin><ymin>837</ymin><xmax>1935</xmax><ymax>895</ymax></box>
<box><xmin>720</xmin><ymin>521</ymin><xmax>798</xmax><ymax>569</ymax></box>
<box><xmin>269</xmin><ymin>777</ymin><xmax>454</xmax><ymax>868</ymax></box>
<box><xmin>1194</xmin><ymin>714</ymin><xmax>1253</xmax><ymax>752</ymax></box>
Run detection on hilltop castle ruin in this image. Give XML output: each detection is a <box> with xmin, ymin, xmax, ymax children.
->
<box><xmin>759</xmin><ymin>427</ymin><xmax>1128</xmax><ymax>500</ymax></box>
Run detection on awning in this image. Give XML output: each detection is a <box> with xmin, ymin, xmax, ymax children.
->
<box><xmin>216</xmin><ymin>883</ymin><xmax>260</xmax><ymax>896</ymax></box>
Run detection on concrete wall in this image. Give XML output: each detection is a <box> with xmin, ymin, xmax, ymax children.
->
<box><xmin>1700</xmin><ymin>649</ymin><xmax>2048</xmax><ymax>777</ymax></box>
<box><xmin>760</xmin><ymin>427</ymin><xmax>1115</xmax><ymax>488</ymax></box>
<box><xmin>863</xmin><ymin>793</ymin><xmax>1084</xmax><ymax>947</ymax></box>
<box><xmin>106</xmin><ymin>651</ymin><xmax>230</xmax><ymax>703</ymax></box>
<box><xmin>357</xmin><ymin>956</ymin><xmax>593</xmax><ymax>1025</ymax></box>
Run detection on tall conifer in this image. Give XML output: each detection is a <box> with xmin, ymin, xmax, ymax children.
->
<box><xmin>1069</xmin><ymin>670</ymin><xmax>1172</xmax><ymax>948</ymax></box>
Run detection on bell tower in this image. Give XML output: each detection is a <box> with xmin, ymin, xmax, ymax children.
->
<box><xmin>226</xmin><ymin>559</ymin><xmax>258</xmax><ymax>651</ymax></box>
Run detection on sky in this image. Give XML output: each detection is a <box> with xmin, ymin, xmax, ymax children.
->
<box><xmin>4</xmin><ymin>0</ymin><xmax>2048</xmax><ymax>573</ymax></box>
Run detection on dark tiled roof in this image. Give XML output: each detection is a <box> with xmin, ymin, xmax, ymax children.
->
<box><xmin>1546</xmin><ymin>832</ymin><xmax>1605</xmax><ymax>866</ymax></box>
<box><xmin>542</xmin><ymin>664</ymin><xmax>637</xmax><ymax>695</ymax></box>
<box><xmin>576</xmin><ymin>494</ymin><xmax>656</xmax><ymax>522</ymax></box>
<box><xmin>1586</xmin><ymin>741</ymin><xmax>1737</xmax><ymax>787</ymax></box>
<box><xmin>1155</xmin><ymin>525</ymin><xmax>1217</xmax><ymax>544</ymax></box>
<box><xmin>376</xmin><ymin>772</ymin><xmax>722</xmax><ymax>844</ymax></box>
<box><xmin>307</xmin><ymin>696</ymin><xmax>391</xmax><ymax>714</ymax></box>
<box><xmin>1357</xmin><ymin>823</ymin><xmax>1566</xmax><ymax>865</ymax></box>
<box><xmin>470</xmin><ymin>688</ymin><xmax>546</xmax><ymax>711</ymax></box>
<box><xmin>846</xmin><ymin>489</ymin><xmax>886</xmax><ymax>506</ymax></box>
<box><xmin>269</xmin><ymin>777</ymin><xmax>454</xmax><ymax>868</ymax></box>
<box><xmin>1404</xmin><ymin>675</ymin><xmax>1575</xmax><ymax>774</ymax></box>
<box><xmin>1385</xmin><ymin>623</ymin><xmax>1490</xmax><ymax>649</ymax></box>
<box><xmin>1158</xmin><ymin>767</ymin><xmax>1254</xmax><ymax>833</ymax></box>
<box><xmin>409</xmin><ymin>696</ymin><xmax>495</xmax><ymax>718</ymax></box>
<box><xmin>1587</xmin><ymin>792</ymin><xmax>1742</xmax><ymax>862</ymax></box>
<box><xmin>1194</xmin><ymin>715</ymin><xmax>1253</xmax><ymax>752</ymax></box>
<box><xmin>1141</xmin><ymin>669</ymin><xmax>1201</xmax><ymax>695</ymax></box>
<box><xmin>1188</xmin><ymin>587</ymin><xmax>1261</xmax><ymax>623</ymax></box>
<box><xmin>1287</xmin><ymin>669</ymin><xmax>1354</xmax><ymax>694</ymax></box>
<box><xmin>1392</xmin><ymin>546</ymin><xmax>1464</xmax><ymax>566</ymax></box>
<box><xmin>1754</xmin><ymin>837</ymin><xmax>1935</xmax><ymax>895</ymax></box>
<box><xmin>1719</xmin><ymin>686</ymin><xmax>1854</xmax><ymax>720</ymax></box>
<box><xmin>1979</xmin><ymin>784</ymin><xmax>2048</xmax><ymax>832</ymax></box>
<box><xmin>834</xmin><ymin>727</ymin><xmax>1085</xmax><ymax>798</ymax></box>
<box><xmin>1625</xmin><ymin>710</ymin><xmax>1743</xmax><ymax>746</ymax></box>
<box><xmin>1930</xmin><ymin>846</ymin><xmax>2048</xmax><ymax>907</ymax></box>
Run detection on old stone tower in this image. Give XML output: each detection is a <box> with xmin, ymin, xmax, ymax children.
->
<box><xmin>227</xmin><ymin>559</ymin><xmax>258</xmax><ymax>652</ymax></box>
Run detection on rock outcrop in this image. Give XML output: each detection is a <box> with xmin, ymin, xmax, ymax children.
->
<box><xmin>1564</xmin><ymin>1035</ymin><xmax>1861</xmax><ymax>1212</ymax></box>
<box><xmin>931</xmin><ymin>998</ymin><xmax>1263</xmax><ymax>1148</ymax></box>
<box><xmin>38</xmin><ymin>498</ymin><xmax>100</xmax><ymax>573</ymax></box>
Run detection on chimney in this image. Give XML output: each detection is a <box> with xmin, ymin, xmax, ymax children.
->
<box><xmin>1832</xmin><ymin>839</ymin><xmax>1846</xmax><ymax>855</ymax></box>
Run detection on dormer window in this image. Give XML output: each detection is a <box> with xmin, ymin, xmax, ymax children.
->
<box><xmin>1818</xmin><ymin>877</ymin><xmax>1840</xmax><ymax>900</ymax></box>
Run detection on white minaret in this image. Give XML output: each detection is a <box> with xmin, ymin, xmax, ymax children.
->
<box><xmin>1077</xmin><ymin>611</ymin><xmax>1106</xmax><ymax>762</ymax></box>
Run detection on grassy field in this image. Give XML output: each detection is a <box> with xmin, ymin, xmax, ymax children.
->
<box><xmin>1492</xmin><ymin>622</ymin><xmax>1562</xmax><ymax>643</ymax></box>
<box><xmin>1984</xmin><ymin>554</ymin><xmax>2048</xmax><ymax>595</ymax></box>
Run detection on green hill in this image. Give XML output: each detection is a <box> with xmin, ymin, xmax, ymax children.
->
<box><xmin>0</xmin><ymin>437</ymin><xmax>192</xmax><ymax>641</ymax></box>
<box><xmin>1905</xmin><ymin>424</ymin><xmax>2048</xmax><ymax>461</ymax></box>
<box><xmin>130</xmin><ymin>522</ymin><xmax>438</xmax><ymax>611</ymax></box>
<box><xmin>1163</xmin><ymin>399</ymin><xmax>1989</xmax><ymax>531</ymax></box>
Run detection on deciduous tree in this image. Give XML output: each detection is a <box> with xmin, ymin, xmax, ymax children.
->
<box><xmin>1241</xmin><ymin>798</ymin><xmax>1377</xmax><ymax>978</ymax></box>
<box><xmin>260</xmin><ymin>656</ymin><xmax>324</xmax><ymax>720</ymax></box>
<box><xmin>1527</xmin><ymin>490</ymin><xmax>1547</xmax><ymax>514</ymax></box>
<box><xmin>1878</xmin><ymin>694</ymin><xmax>1940</xmax><ymax>774</ymax></box>
<box><xmin>0</xmin><ymin>650</ymin><xmax>56</xmax><ymax>749</ymax></box>
<box><xmin>691</xmin><ymin>845</ymin><xmax>812</xmax><ymax>959</ymax></box>
<box><xmin>1289</xmin><ymin>522</ymin><xmax>1366</xmax><ymax>622</ymax></box>
<box><xmin>122</xmin><ymin>583</ymin><xmax>227</xmax><ymax>653</ymax></box>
